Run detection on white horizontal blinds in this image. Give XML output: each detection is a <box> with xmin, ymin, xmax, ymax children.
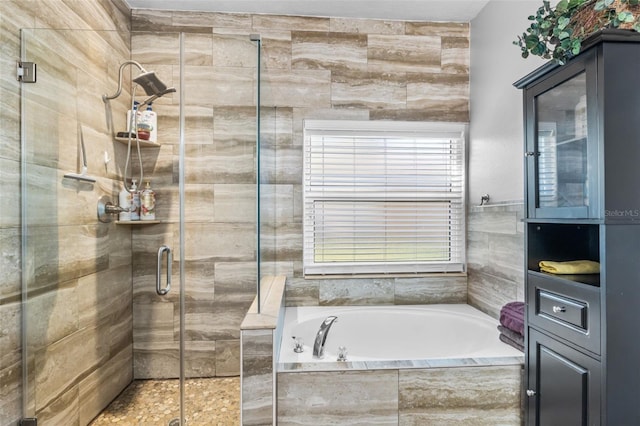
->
<box><xmin>303</xmin><ymin>120</ymin><xmax>466</xmax><ymax>276</ymax></box>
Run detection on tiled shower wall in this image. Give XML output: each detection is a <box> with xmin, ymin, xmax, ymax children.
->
<box><xmin>129</xmin><ymin>9</ymin><xmax>472</xmax><ymax>378</ymax></box>
<box><xmin>0</xmin><ymin>1</ymin><xmax>133</xmax><ymax>425</ymax></box>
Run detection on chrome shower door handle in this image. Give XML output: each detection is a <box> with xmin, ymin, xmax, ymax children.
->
<box><xmin>156</xmin><ymin>245</ymin><xmax>172</xmax><ymax>296</ymax></box>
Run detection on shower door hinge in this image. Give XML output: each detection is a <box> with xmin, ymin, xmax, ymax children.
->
<box><xmin>17</xmin><ymin>61</ymin><xmax>37</xmax><ymax>83</ymax></box>
<box><xmin>20</xmin><ymin>418</ymin><xmax>37</xmax><ymax>426</ymax></box>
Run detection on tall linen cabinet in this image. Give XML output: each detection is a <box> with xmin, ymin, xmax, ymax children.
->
<box><xmin>515</xmin><ymin>30</ymin><xmax>640</xmax><ymax>425</ymax></box>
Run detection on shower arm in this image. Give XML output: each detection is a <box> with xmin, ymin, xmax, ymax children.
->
<box><xmin>102</xmin><ymin>60</ymin><xmax>147</xmax><ymax>103</ymax></box>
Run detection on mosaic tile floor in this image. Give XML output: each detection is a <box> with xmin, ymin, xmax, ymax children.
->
<box><xmin>89</xmin><ymin>377</ymin><xmax>240</xmax><ymax>426</ymax></box>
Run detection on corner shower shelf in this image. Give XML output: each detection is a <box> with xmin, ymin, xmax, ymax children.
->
<box><xmin>116</xmin><ymin>220</ymin><xmax>161</xmax><ymax>225</ymax></box>
<box><xmin>114</xmin><ymin>136</ymin><xmax>161</xmax><ymax>148</ymax></box>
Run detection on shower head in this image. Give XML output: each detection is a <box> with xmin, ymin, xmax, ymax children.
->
<box><xmin>133</xmin><ymin>70</ymin><xmax>168</xmax><ymax>97</ymax></box>
<box><xmin>102</xmin><ymin>60</ymin><xmax>173</xmax><ymax>103</ymax></box>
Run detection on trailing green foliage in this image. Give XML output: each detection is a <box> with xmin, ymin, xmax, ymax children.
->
<box><xmin>514</xmin><ymin>0</ymin><xmax>640</xmax><ymax>63</ymax></box>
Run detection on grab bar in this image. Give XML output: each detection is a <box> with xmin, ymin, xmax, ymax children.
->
<box><xmin>156</xmin><ymin>245</ymin><xmax>172</xmax><ymax>296</ymax></box>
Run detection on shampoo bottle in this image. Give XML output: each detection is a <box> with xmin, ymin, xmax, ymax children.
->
<box><xmin>126</xmin><ymin>101</ymin><xmax>140</xmax><ymax>134</ymax></box>
<box><xmin>130</xmin><ymin>179</ymin><xmax>140</xmax><ymax>221</ymax></box>
<box><xmin>140</xmin><ymin>103</ymin><xmax>157</xmax><ymax>143</ymax></box>
<box><xmin>140</xmin><ymin>180</ymin><xmax>156</xmax><ymax>221</ymax></box>
<box><xmin>118</xmin><ymin>184</ymin><xmax>132</xmax><ymax>221</ymax></box>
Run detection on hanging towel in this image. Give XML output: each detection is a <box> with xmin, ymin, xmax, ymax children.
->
<box><xmin>499</xmin><ymin>301</ymin><xmax>525</xmax><ymax>336</ymax></box>
<box><xmin>539</xmin><ymin>260</ymin><xmax>600</xmax><ymax>275</ymax></box>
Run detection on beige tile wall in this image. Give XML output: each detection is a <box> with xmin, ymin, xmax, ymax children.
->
<box><xmin>130</xmin><ymin>9</ymin><xmax>470</xmax><ymax>379</ymax></box>
<box><xmin>467</xmin><ymin>203</ymin><xmax>525</xmax><ymax>318</ymax></box>
<box><xmin>0</xmin><ymin>1</ymin><xmax>132</xmax><ymax>425</ymax></box>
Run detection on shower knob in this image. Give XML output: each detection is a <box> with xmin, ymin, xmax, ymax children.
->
<box><xmin>97</xmin><ymin>195</ymin><xmax>126</xmax><ymax>223</ymax></box>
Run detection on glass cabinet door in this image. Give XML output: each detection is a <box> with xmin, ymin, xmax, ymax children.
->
<box><xmin>526</xmin><ymin>54</ymin><xmax>598</xmax><ymax>219</ymax></box>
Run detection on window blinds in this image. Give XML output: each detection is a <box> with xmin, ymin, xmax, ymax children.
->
<box><xmin>303</xmin><ymin>120</ymin><xmax>466</xmax><ymax>276</ymax></box>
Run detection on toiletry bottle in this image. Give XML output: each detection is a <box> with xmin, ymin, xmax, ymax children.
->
<box><xmin>126</xmin><ymin>101</ymin><xmax>140</xmax><ymax>134</ymax></box>
<box><xmin>130</xmin><ymin>179</ymin><xmax>140</xmax><ymax>221</ymax></box>
<box><xmin>140</xmin><ymin>180</ymin><xmax>156</xmax><ymax>221</ymax></box>
<box><xmin>118</xmin><ymin>183</ymin><xmax>132</xmax><ymax>221</ymax></box>
<box><xmin>141</xmin><ymin>103</ymin><xmax>157</xmax><ymax>143</ymax></box>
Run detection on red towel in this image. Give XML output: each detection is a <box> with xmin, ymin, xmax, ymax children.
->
<box><xmin>499</xmin><ymin>301</ymin><xmax>525</xmax><ymax>336</ymax></box>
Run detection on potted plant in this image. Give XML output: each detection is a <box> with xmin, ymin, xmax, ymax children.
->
<box><xmin>514</xmin><ymin>0</ymin><xmax>640</xmax><ymax>63</ymax></box>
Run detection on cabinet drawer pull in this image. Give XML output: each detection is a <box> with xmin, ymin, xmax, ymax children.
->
<box><xmin>552</xmin><ymin>305</ymin><xmax>566</xmax><ymax>313</ymax></box>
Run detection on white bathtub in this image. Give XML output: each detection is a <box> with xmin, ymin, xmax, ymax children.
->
<box><xmin>277</xmin><ymin>304</ymin><xmax>524</xmax><ymax>424</ymax></box>
<box><xmin>278</xmin><ymin>304</ymin><xmax>522</xmax><ymax>364</ymax></box>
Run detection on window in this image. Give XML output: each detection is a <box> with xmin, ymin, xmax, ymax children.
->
<box><xmin>303</xmin><ymin>120</ymin><xmax>466</xmax><ymax>276</ymax></box>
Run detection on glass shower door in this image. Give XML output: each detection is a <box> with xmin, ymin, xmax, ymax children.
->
<box><xmin>19</xmin><ymin>28</ymin><xmax>194</xmax><ymax>425</ymax></box>
<box><xmin>20</xmin><ymin>28</ymin><xmax>139</xmax><ymax>424</ymax></box>
<box><xmin>21</xmin><ymin>26</ymin><xmax>266</xmax><ymax>426</ymax></box>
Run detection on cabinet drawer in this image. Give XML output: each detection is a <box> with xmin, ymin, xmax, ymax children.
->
<box><xmin>527</xmin><ymin>272</ymin><xmax>600</xmax><ymax>355</ymax></box>
<box><xmin>538</xmin><ymin>290</ymin><xmax>587</xmax><ymax>329</ymax></box>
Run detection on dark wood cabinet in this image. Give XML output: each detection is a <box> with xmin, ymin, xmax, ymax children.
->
<box><xmin>516</xmin><ymin>30</ymin><xmax>640</xmax><ymax>426</ymax></box>
<box><xmin>528</xmin><ymin>329</ymin><xmax>601</xmax><ymax>426</ymax></box>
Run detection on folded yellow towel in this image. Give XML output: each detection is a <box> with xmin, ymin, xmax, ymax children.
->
<box><xmin>539</xmin><ymin>260</ymin><xmax>600</xmax><ymax>275</ymax></box>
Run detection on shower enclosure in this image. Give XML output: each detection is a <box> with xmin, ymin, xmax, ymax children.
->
<box><xmin>19</xmin><ymin>27</ymin><xmax>272</xmax><ymax>425</ymax></box>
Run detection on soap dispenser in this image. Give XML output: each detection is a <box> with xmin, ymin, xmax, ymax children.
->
<box><xmin>130</xmin><ymin>179</ymin><xmax>140</xmax><ymax>221</ymax></box>
<box><xmin>140</xmin><ymin>180</ymin><xmax>156</xmax><ymax>221</ymax></box>
<box><xmin>118</xmin><ymin>183</ymin><xmax>132</xmax><ymax>221</ymax></box>
<box><xmin>126</xmin><ymin>101</ymin><xmax>140</xmax><ymax>133</ymax></box>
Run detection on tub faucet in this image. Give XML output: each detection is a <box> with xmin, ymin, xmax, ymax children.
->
<box><xmin>313</xmin><ymin>316</ymin><xmax>338</xmax><ymax>358</ymax></box>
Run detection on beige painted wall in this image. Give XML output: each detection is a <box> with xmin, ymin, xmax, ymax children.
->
<box><xmin>469</xmin><ymin>0</ymin><xmax>545</xmax><ymax>205</ymax></box>
<box><xmin>467</xmin><ymin>1</ymin><xmax>546</xmax><ymax>317</ymax></box>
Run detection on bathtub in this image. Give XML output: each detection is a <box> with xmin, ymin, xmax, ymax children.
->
<box><xmin>276</xmin><ymin>304</ymin><xmax>524</xmax><ymax>425</ymax></box>
<box><xmin>279</xmin><ymin>304</ymin><xmax>522</xmax><ymax>365</ymax></box>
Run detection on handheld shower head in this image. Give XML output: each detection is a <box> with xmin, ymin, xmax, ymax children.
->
<box><xmin>133</xmin><ymin>70</ymin><xmax>168</xmax><ymax>97</ymax></box>
<box><xmin>138</xmin><ymin>87</ymin><xmax>177</xmax><ymax>111</ymax></box>
<box><xmin>102</xmin><ymin>60</ymin><xmax>174</xmax><ymax>102</ymax></box>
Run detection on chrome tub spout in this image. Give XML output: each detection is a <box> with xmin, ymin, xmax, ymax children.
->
<box><xmin>313</xmin><ymin>316</ymin><xmax>338</xmax><ymax>358</ymax></box>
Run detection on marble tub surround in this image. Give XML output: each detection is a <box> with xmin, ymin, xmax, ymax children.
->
<box><xmin>277</xmin><ymin>364</ymin><xmax>523</xmax><ymax>425</ymax></box>
<box><xmin>279</xmin><ymin>354</ymin><xmax>524</xmax><ymax>373</ymax></box>
<box><xmin>467</xmin><ymin>202</ymin><xmax>525</xmax><ymax>318</ymax></box>
<box><xmin>241</xmin><ymin>276</ymin><xmax>287</xmax><ymax>330</ymax></box>
<box><xmin>240</xmin><ymin>276</ymin><xmax>286</xmax><ymax>426</ymax></box>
